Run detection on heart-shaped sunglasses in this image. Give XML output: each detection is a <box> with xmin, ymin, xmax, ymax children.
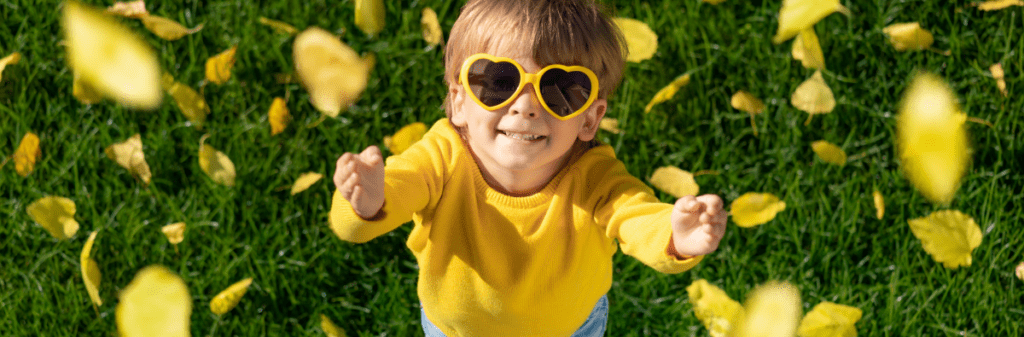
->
<box><xmin>459</xmin><ymin>53</ymin><xmax>600</xmax><ymax>120</ymax></box>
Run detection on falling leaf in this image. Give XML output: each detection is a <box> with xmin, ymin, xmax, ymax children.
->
<box><xmin>63</xmin><ymin>0</ymin><xmax>161</xmax><ymax>110</ymax></box>
<box><xmin>72</xmin><ymin>70</ymin><xmax>103</xmax><ymax>104</ymax></box>
<box><xmin>976</xmin><ymin>0</ymin><xmax>1024</xmax><ymax>10</ymax></box>
<box><xmin>704</xmin><ymin>0</ymin><xmax>728</xmax><ymax>4</ymax></box>
<box><xmin>811</xmin><ymin>140</ymin><xmax>846</xmax><ymax>166</ymax></box>
<box><xmin>687</xmin><ymin>279</ymin><xmax>744</xmax><ymax>337</ymax></box>
<box><xmin>599</xmin><ymin>118</ymin><xmax>622</xmax><ymax>134</ymax></box>
<box><xmin>0</xmin><ymin>52</ymin><xmax>21</xmax><ymax>84</ymax></box>
<box><xmin>162</xmin><ymin>222</ymin><xmax>185</xmax><ymax>245</ymax></box>
<box><xmin>773</xmin><ymin>0</ymin><xmax>851</xmax><ymax>44</ymax></box>
<box><xmin>258</xmin><ymin>17</ymin><xmax>298</xmax><ymax>35</ymax></box>
<box><xmin>163</xmin><ymin>73</ymin><xmax>210</xmax><ymax>129</ymax></box>
<box><xmin>882</xmin><ymin>22</ymin><xmax>934</xmax><ymax>51</ymax></box>
<box><xmin>791</xmin><ymin>70</ymin><xmax>835</xmax><ymax>125</ymax></box>
<box><xmin>198</xmin><ymin>135</ymin><xmax>237</xmax><ymax>187</ymax></box>
<box><xmin>796</xmin><ymin>302</ymin><xmax>862</xmax><ymax>337</ymax></box>
<box><xmin>897</xmin><ymin>72</ymin><xmax>969</xmax><ymax>205</ymax></box>
<box><xmin>649</xmin><ymin>166</ymin><xmax>700</xmax><ymax>198</ymax></box>
<box><xmin>613</xmin><ymin>17</ymin><xmax>658</xmax><ymax>62</ymax></box>
<box><xmin>205</xmin><ymin>46</ymin><xmax>237</xmax><ymax>85</ymax></box>
<box><xmin>210</xmin><ymin>277</ymin><xmax>254</xmax><ymax>315</ymax></box>
<box><xmin>908</xmin><ymin>210</ymin><xmax>982</xmax><ymax>269</ymax></box>
<box><xmin>106</xmin><ymin>0</ymin><xmax>148</xmax><ymax>18</ymax></box>
<box><xmin>383</xmin><ymin>122</ymin><xmax>428</xmax><ymax>155</ymax></box>
<box><xmin>990</xmin><ymin>63</ymin><xmax>1007</xmax><ymax>97</ymax></box>
<box><xmin>321</xmin><ymin>314</ymin><xmax>347</xmax><ymax>337</ymax></box>
<box><xmin>26</xmin><ymin>196</ymin><xmax>79</xmax><ymax>240</ymax></box>
<box><xmin>731</xmin><ymin>91</ymin><xmax>765</xmax><ymax>136</ymax></box>
<box><xmin>730</xmin><ymin>192</ymin><xmax>786</xmax><ymax>228</ymax></box>
<box><xmin>291</xmin><ymin>172</ymin><xmax>324</xmax><ymax>195</ymax></box>
<box><xmin>873</xmin><ymin>190</ymin><xmax>885</xmax><ymax>220</ymax></box>
<box><xmin>13</xmin><ymin>132</ymin><xmax>41</xmax><ymax>177</ymax></box>
<box><xmin>80</xmin><ymin>231</ymin><xmax>103</xmax><ymax>307</ymax></box>
<box><xmin>294</xmin><ymin>27</ymin><xmax>374</xmax><ymax>117</ymax></box>
<box><xmin>105</xmin><ymin>134</ymin><xmax>152</xmax><ymax>186</ymax></box>
<box><xmin>730</xmin><ymin>281</ymin><xmax>802</xmax><ymax>337</ymax></box>
<box><xmin>1016</xmin><ymin>262</ymin><xmax>1024</xmax><ymax>281</ymax></box>
<box><xmin>268</xmin><ymin>97</ymin><xmax>290</xmax><ymax>135</ymax></box>
<box><xmin>116</xmin><ymin>265</ymin><xmax>191</xmax><ymax>337</ymax></box>
<box><xmin>139</xmin><ymin>14</ymin><xmax>203</xmax><ymax>41</ymax></box>
<box><xmin>645</xmin><ymin>74</ymin><xmax>691</xmax><ymax>113</ymax></box>
<box><xmin>421</xmin><ymin>8</ymin><xmax>444</xmax><ymax>46</ymax></box>
<box><xmin>354</xmin><ymin>0</ymin><xmax>385</xmax><ymax>37</ymax></box>
<box><xmin>792</xmin><ymin>27</ymin><xmax>825</xmax><ymax>69</ymax></box>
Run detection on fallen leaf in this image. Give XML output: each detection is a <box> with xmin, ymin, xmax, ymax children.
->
<box><xmin>13</xmin><ymin>132</ymin><xmax>41</xmax><ymax>177</ymax></box>
<box><xmin>791</xmin><ymin>70</ymin><xmax>835</xmax><ymax>125</ymax></box>
<box><xmin>354</xmin><ymin>0</ymin><xmax>385</xmax><ymax>37</ymax></box>
<box><xmin>321</xmin><ymin>314</ymin><xmax>347</xmax><ymax>337</ymax></box>
<box><xmin>687</xmin><ymin>279</ymin><xmax>743</xmax><ymax>337</ymax></box>
<box><xmin>198</xmin><ymin>135</ymin><xmax>237</xmax><ymax>187</ymax></box>
<box><xmin>205</xmin><ymin>46</ymin><xmax>237</xmax><ymax>85</ymax></box>
<box><xmin>792</xmin><ymin>27</ymin><xmax>825</xmax><ymax>69</ymax></box>
<box><xmin>796</xmin><ymin>301</ymin><xmax>862</xmax><ymax>337</ymax></box>
<box><xmin>80</xmin><ymin>231</ymin><xmax>103</xmax><ymax>307</ymax></box>
<box><xmin>291</xmin><ymin>172</ymin><xmax>324</xmax><ymax>195</ymax></box>
<box><xmin>0</xmin><ymin>52</ymin><xmax>21</xmax><ymax>84</ymax></box>
<box><xmin>730</xmin><ymin>192</ymin><xmax>786</xmax><ymax>228</ymax></box>
<box><xmin>882</xmin><ymin>22</ymin><xmax>934</xmax><ymax>51</ymax></box>
<box><xmin>139</xmin><ymin>14</ymin><xmax>203</xmax><ymax>41</ymax></box>
<box><xmin>773</xmin><ymin>0</ymin><xmax>851</xmax><ymax>43</ymax></box>
<box><xmin>106</xmin><ymin>0</ymin><xmax>148</xmax><ymax>18</ymax></box>
<box><xmin>811</xmin><ymin>140</ymin><xmax>846</xmax><ymax>166</ymax></box>
<box><xmin>897</xmin><ymin>72</ymin><xmax>969</xmax><ymax>205</ymax></box>
<box><xmin>258</xmin><ymin>17</ymin><xmax>298</xmax><ymax>35</ymax></box>
<box><xmin>649</xmin><ymin>166</ymin><xmax>699</xmax><ymax>198</ymax></box>
<box><xmin>116</xmin><ymin>265</ymin><xmax>191</xmax><ymax>337</ymax></box>
<box><xmin>210</xmin><ymin>277</ymin><xmax>253</xmax><ymax>315</ymax></box>
<box><xmin>1016</xmin><ymin>262</ymin><xmax>1024</xmax><ymax>281</ymax></box>
<box><xmin>730</xmin><ymin>281</ymin><xmax>802</xmax><ymax>337</ymax></box>
<box><xmin>161</xmin><ymin>222</ymin><xmax>185</xmax><ymax>245</ymax></box>
<box><xmin>163</xmin><ymin>73</ymin><xmax>210</xmax><ymax>129</ymax></box>
<box><xmin>268</xmin><ymin>97</ymin><xmax>290</xmax><ymax>135</ymax></box>
<box><xmin>873</xmin><ymin>190</ymin><xmax>884</xmax><ymax>220</ymax></box>
<box><xmin>645</xmin><ymin>74</ymin><xmax>690</xmax><ymax>113</ymax></box>
<box><xmin>384</xmin><ymin>122</ymin><xmax>427</xmax><ymax>155</ymax></box>
<box><xmin>976</xmin><ymin>0</ymin><xmax>1024</xmax><ymax>10</ymax></box>
<box><xmin>613</xmin><ymin>17</ymin><xmax>658</xmax><ymax>62</ymax></box>
<box><xmin>731</xmin><ymin>91</ymin><xmax>765</xmax><ymax>136</ymax></box>
<box><xmin>27</xmin><ymin>196</ymin><xmax>79</xmax><ymax>240</ymax></box>
<box><xmin>421</xmin><ymin>8</ymin><xmax>444</xmax><ymax>46</ymax></box>
<box><xmin>908</xmin><ymin>210</ymin><xmax>982</xmax><ymax>269</ymax></box>
<box><xmin>990</xmin><ymin>63</ymin><xmax>1007</xmax><ymax>97</ymax></box>
<box><xmin>105</xmin><ymin>134</ymin><xmax>152</xmax><ymax>186</ymax></box>
<box><xmin>599</xmin><ymin>118</ymin><xmax>622</xmax><ymax>134</ymax></box>
<box><xmin>63</xmin><ymin>0</ymin><xmax>161</xmax><ymax>110</ymax></box>
<box><xmin>294</xmin><ymin>27</ymin><xmax>374</xmax><ymax>117</ymax></box>
<box><xmin>72</xmin><ymin>70</ymin><xmax>103</xmax><ymax>104</ymax></box>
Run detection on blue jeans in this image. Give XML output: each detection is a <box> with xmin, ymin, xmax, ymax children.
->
<box><xmin>421</xmin><ymin>295</ymin><xmax>608</xmax><ymax>337</ymax></box>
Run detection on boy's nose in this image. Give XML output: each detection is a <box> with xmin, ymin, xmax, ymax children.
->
<box><xmin>508</xmin><ymin>83</ymin><xmax>541</xmax><ymax>119</ymax></box>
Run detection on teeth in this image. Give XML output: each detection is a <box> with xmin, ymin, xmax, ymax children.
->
<box><xmin>502</xmin><ymin>131</ymin><xmax>542</xmax><ymax>141</ymax></box>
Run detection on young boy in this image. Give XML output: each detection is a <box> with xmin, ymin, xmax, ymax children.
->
<box><xmin>329</xmin><ymin>0</ymin><xmax>727</xmax><ymax>335</ymax></box>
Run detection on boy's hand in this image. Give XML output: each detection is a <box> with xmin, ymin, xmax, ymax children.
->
<box><xmin>333</xmin><ymin>146</ymin><xmax>385</xmax><ymax>220</ymax></box>
<box><xmin>669</xmin><ymin>194</ymin><xmax>728</xmax><ymax>258</ymax></box>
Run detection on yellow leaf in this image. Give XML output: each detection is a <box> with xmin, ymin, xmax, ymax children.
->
<box><xmin>198</xmin><ymin>135</ymin><xmax>237</xmax><ymax>187</ymax></box>
<box><xmin>116</xmin><ymin>265</ymin><xmax>191</xmax><ymax>337</ymax></box>
<box><xmin>908</xmin><ymin>210</ymin><xmax>982</xmax><ymax>269</ymax></box>
<box><xmin>810</xmin><ymin>140</ymin><xmax>846</xmax><ymax>166</ymax></box>
<box><xmin>687</xmin><ymin>279</ymin><xmax>744</xmax><ymax>337</ymax></box>
<box><xmin>139</xmin><ymin>14</ymin><xmax>203</xmax><ymax>41</ymax></box>
<box><xmin>161</xmin><ymin>222</ymin><xmax>185</xmax><ymax>245</ymax></box>
<box><xmin>882</xmin><ymin>22</ymin><xmax>934</xmax><ymax>51</ymax></box>
<box><xmin>773</xmin><ymin>0</ymin><xmax>851</xmax><ymax>44</ymax></box>
<box><xmin>730</xmin><ymin>192</ymin><xmax>786</xmax><ymax>228</ymax></box>
<box><xmin>1016</xmin><ymin>262</ymin><xmax>1024</xmax><ymax>281</ymax></box>
<box><xmin>26</xmin><ymin>196</ymin><xmax>79</xmax><ymax>240</ymax></box>
<box><xmin>294</xmin><ymin>27</ymin><xmax>374</xmax><ymax>117</ymax></box>
<box><xmin>0</xmin><ymin>52</ymin><xmax>21</xmax><ymax>84</ymax></box>
<box><xmin>791</xmin><ymin>70</ymin><xmax>835</xmax><ymax>124</ymax></box>
<box><xmin>649</xmin><ymin>166</ymin><xmax>699</xmax><ymax>198</ymax></box>
<box><xmin>106</xmin><ymin>0</ymin><xmax>148</xmax><ymax>18</ymax></box>
<box><xmin>897</xmin><ymin>72</ymin><xmax>969</xmax><ymax>205</ymax></box>
<box><xmin>210</xmin><ymin>277</ymin><xmax>254</xmax><ymax>315</ymax></box>
<box><xmin>704</xmin><ymin>0</ymin><xmax>728</xmax><ymax>4</ymax></box>
<box><xmin>104</xmin><ymin>134</ymin><xmax>152</xmax><ymax>186</ymax></box>
<box><xmin>792</xmin><ymin>27</ymin><xmax>825</xmax><ymax>69</ymax></box>
<box><xmin>645</xmin><ymin>74</ymin><xmax>690</xmax><ymax>113</ymax></box>
<box><xmin>268</xmin><ymin>97</ymin><xmax>290</xmax><ymax>135</ymax></box>
<box><xmin>731</xmin><ymin>91</ymin><xmax>765</xmax><ymax>115</ymax></box>
<box><xmin>321</xmin><ymin>314</ymin><xmax>348</xmax><ymax>337</ymax></box>
<box><xmin>976</xmin><ymin>0</ymin><xmax>1024</xmax><ymax>10</ymax></box>
<box><xmin>796</xmin><ymin>302</ymin><xmax>862</xmax><ymax>337</ymax></box>
<box><xmin>421</xmin><ymin>8</ymin><xmax>444</xmax><ymax>46</ymax></box>
<box><xmin>13</xmin><ymin>132</ymin><xmax>41</xmax><ymax>177</ymax></box>
<box><xmin>729</xmin><ymin>281</ymin><xmax>801</xmax><ymax>337</ymax></box>
<box><xmin>72</xmin><ymin>70</ymin><xmax>103</xmax><ymax>104</ymax></box>
<box><xmin>258</xmin><ymin>17</ymin><xmax>298</xmax><ymax>35</ymax></box>
<box><xmin>599</xmin><ymin>118</ymin><xmax>622</xmax><ymax>134</ymax></box>
<box><xmin>291</xmin><ymin>172</ymin><xmax>325</xmax><ymax>195</ymax></box>
<box><xmin>990</xmin><ymin>63</ymin><xmax>1007</xmax><ymax>97</ymax></box>
<box><xmin>384</xmin><ymin>122</ymin><xmax>428</xmax><ymax>155</ymax></box>
<box><xmin>62</xmin><ymin>0</ymin><xmax>161</xmax><ymax>110</ymax></box>
<box><xmin>873</xmin><ymin>190</ymin><xmax>885</xmax><ymax>220</ymax></box>
<box><xmin>163</xmin><ymin>73</ymin><xmax>210</xmax><ymax>129</ymax></box>
<box><xmin>205</xmin><ymin>46</ymin><xmax>237</xmax><ymax>85</ymax></box>
<box><xmin>80</xmin><ymin>231</ymin><xmax>103</xmax><ymax>307</ymax></box>
<box><xmin>612</xmin><ymin>17</ymin><xmax>658</xmax><ymax>62</ymax></box>
<box><xmin>354</xmin><ymin>0</ymin><xmax>385</xmax><ymax>37</ymax></box>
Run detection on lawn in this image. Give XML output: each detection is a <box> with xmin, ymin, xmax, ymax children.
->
<box><xmin>1</xmin><ymin>0</ymin><xmax>1022</xmax><ymax>336</ymax></box>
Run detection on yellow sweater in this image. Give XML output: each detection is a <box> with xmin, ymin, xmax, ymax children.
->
<box><xmin>329</xmin><ymin>119</ymin><xmax>703</xmax><ymax>336</ymax></box>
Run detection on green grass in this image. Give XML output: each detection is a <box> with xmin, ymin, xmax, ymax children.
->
<box><xmin>1</xmin><ymin>0</ymin><xmax>1021</xmax><ymax>336</ymax></box>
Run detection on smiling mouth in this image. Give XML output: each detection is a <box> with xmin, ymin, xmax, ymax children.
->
<box><xmin>499</xmin><ymin>130</ymin><xmax>546</xmax><ymax>141</ymax></box>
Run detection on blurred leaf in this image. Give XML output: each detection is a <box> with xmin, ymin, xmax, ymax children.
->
<box><xmin>897</xmin><ymin>72</ymin><xmax>969</xmax><ymax>205</ymax></box>
<box><xmin>599</xmin><ymin>118</ymin><xmax>622</xmax><ymax>134</ymax></box>
<box><xmin>613</xmin><ymin>17</ymin><xmax>658</xmax><ymax>62</ymax></box>
<box><xmin>0</xmin><ymin>52</ymin><xmax>21</xmax><ymax>84</ymax></box>
<box><xmin>72</xmin><ymin>70</ymin><xmax>103</xmax><ymax>104</ymax></box>
<box><xmin>13</xmin><ymin>132</ymin><xmax>41</xmax><ymax>177</ymax></box>
<box><xmin>139</xmin><ymin>14</ymin><xmax>203</xmax><ymax>41</ymax></box>
<box><xmin>990</xmin><ymin>63</ymin><xmax>1007</xmax><ymax>97</ymax></box>
<box><xmin>1016</xmin><ymin>262</ymin><xmax>1024</xmax><ymax>281</ymax></box>
<box><xmin>106</xmin><ymin>0</ymin><xmax>148</xmax><ymax>18</ymax></box>
<box><xmin>198</xmin><ymin>134</ymin><xmax>237</xmax><ymax>187</ymax></box>
<box><xmin>104</xmin><ymin>134</ymin><xmax>152</xmax><ymax>186</ymax></box>
<box><xmin>882</xmin><ymin>22</ymin><xmax>933</xmax><ymax>51</ymax></box>
<box><xmin>731</xmin><ymin>90</ymin><xmax>765</xmax><ymax>136</ymax></box>
<box><xmin>729</xmin><ymin>281</ymin><xmax>801</xmax><ymax>337</ymax></box>
<box><xmin>773</xmin><ymin>0</ymin><xmax>850</xmax><ymax>43</ymax></box>
<box><xmin>116</xmin><ymin>265</ymin><xmax>191</xmax><ymax>337</ymax></box>
<box><xmin>792</xmin><ymin>27</ymin><xmax>825</xmax><ymax>69</ymax></box>
<box><xmin>796</xmin><ymin>302</ymin><xmax>862</xmax><ymax>337</ymax></box>
<box><xmin>161</xmin><ymin>222</ymin><xmax>185</xmax><ymax>245</ymax></box>
<box><xmin>259</xmin><ymin>17</ymin><xmax>298</xmax><ymax>35</ymax></box>
<box><xmin>976</xmin><ymin>0</ymin><xmax>1024</xmax><ymax>10</ymax></box>
<box><xmin>421</xmin><ymin>8</ymin><xmax>444</xmax><ymax>46</ymax></box>
<box><xmin>791</xmin><ymin>70</ymin><xmax>835</xmax><ymax>124</ymax></box>
<box><xmin>873</xmin><ymin>190</ymin><xmax>885</xmax><ymax>220</ymax></box>
<box><xmin>205</xmin><ymin>45</ymin><xmax>237</xmax><ymax>85</ymax></box>
<box><xmin>80</xmin><ymin>231</ymin><xmax>102</xmax><ymax>307</ymax></box>
<box><xmin>26</xmin><ymin>196</ymin><xmax>79</xmax><ymax>240</ymax></box>
<box><xmin>645</xmin><ymin>73</ymin><xmax>690</xmax><ymax>113</ymax></box>
<box><xmin>354</xmin><ymin>0</ymin><xmax>385</xmax><ymax>37</ymax></box>
<box><xmin>294</xmin><ymin>27</ymin><xmax>374</xmax><ymax>117</ymax></box>
<box><xmin>163</xmin><ymin>73</ymin><xmax>210</xmax><ymax>129</ymax></box>
<box><xmin>321</xmin><ymin>314</ymin><xmax>347</xmax><ymax>337</ymax></box>
<box><xmin>908</xmin><ymin>210</ymin><xmax>982</xmax><ymax>269</ymax></box>
<box><xmin>730</xmin><ymin>192</ymin><xmax>786</xmax><ymax>228</ymax></box>
<box><xmin>291</xmin><ymin>172</ymin><xmax>324</xmax><ymax>195</ymax></box>
<box><xmin>811</xmin><ymin>140</ymin><xmax>846</xmax><ymax>166</ymax></box>
<box><xmin>649</xmin><ymin>166</ymin><xmax>699</xmax><ymax>198</ymax></box>
<box><xmin>210</xmin><ymin>277</ymin><xmax>254</xmax><ymax>315</ymax></box>
<box><xmin>687</xmin><ymin>279</ymin><xmax>743</xmax><ymax>337</ymax></box>
<box><xmin>384</xmin><ymin>122</ymin><xmax>427</xmax><ymax>155</ymax></box>
<box><xmin>268</xmin><ymin>97</ymin><xmax>290</xmax><ymax>135</ymax></box>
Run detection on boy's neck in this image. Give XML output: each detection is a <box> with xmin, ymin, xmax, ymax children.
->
<box><xmin>468</xmin><ymin>143</ymin><xmax>583</xmax><ymax>197</ymax></box>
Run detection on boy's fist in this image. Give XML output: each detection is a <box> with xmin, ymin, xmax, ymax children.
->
<box><xmin>334</xmin><ymin>146</ymin><xmax>385</xmax><ymax>219</ymax></box>
<box><xmin>670</xmin><ymin>194</ymin><xmax>728</xmax><ymax>257</ymax></box>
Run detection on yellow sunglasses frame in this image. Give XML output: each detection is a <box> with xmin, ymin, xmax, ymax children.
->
<box><xmin>459</xmin><ymin>53</ymin><xmax>600</xmax><ymax>121</ymax></box>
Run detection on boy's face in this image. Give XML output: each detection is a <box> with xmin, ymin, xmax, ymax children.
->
<box><xmin>450</xmin><ymin>47</ymin><xmax>607</xmax><ymax>182</ymax></box>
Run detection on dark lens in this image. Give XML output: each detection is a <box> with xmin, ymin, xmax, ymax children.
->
<box><xmin>467</xmin><ymin>59</ymin><xmax>520</xmax><ymax>107</ymax></box>
<box><xmin>539</xmin><ymin>69</ymin><xmax>592</xmax><ymax>117</ymax></box>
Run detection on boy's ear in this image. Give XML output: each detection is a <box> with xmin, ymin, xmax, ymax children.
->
<box><xmin>578</xmin><ymin>99</ymin><xmax>607</xmax><ymax>142</ymax></box>
<box><xmin>449</xmin><ymin>84</ymin><xmax>467</xmax><ymax>127</ymax></box>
